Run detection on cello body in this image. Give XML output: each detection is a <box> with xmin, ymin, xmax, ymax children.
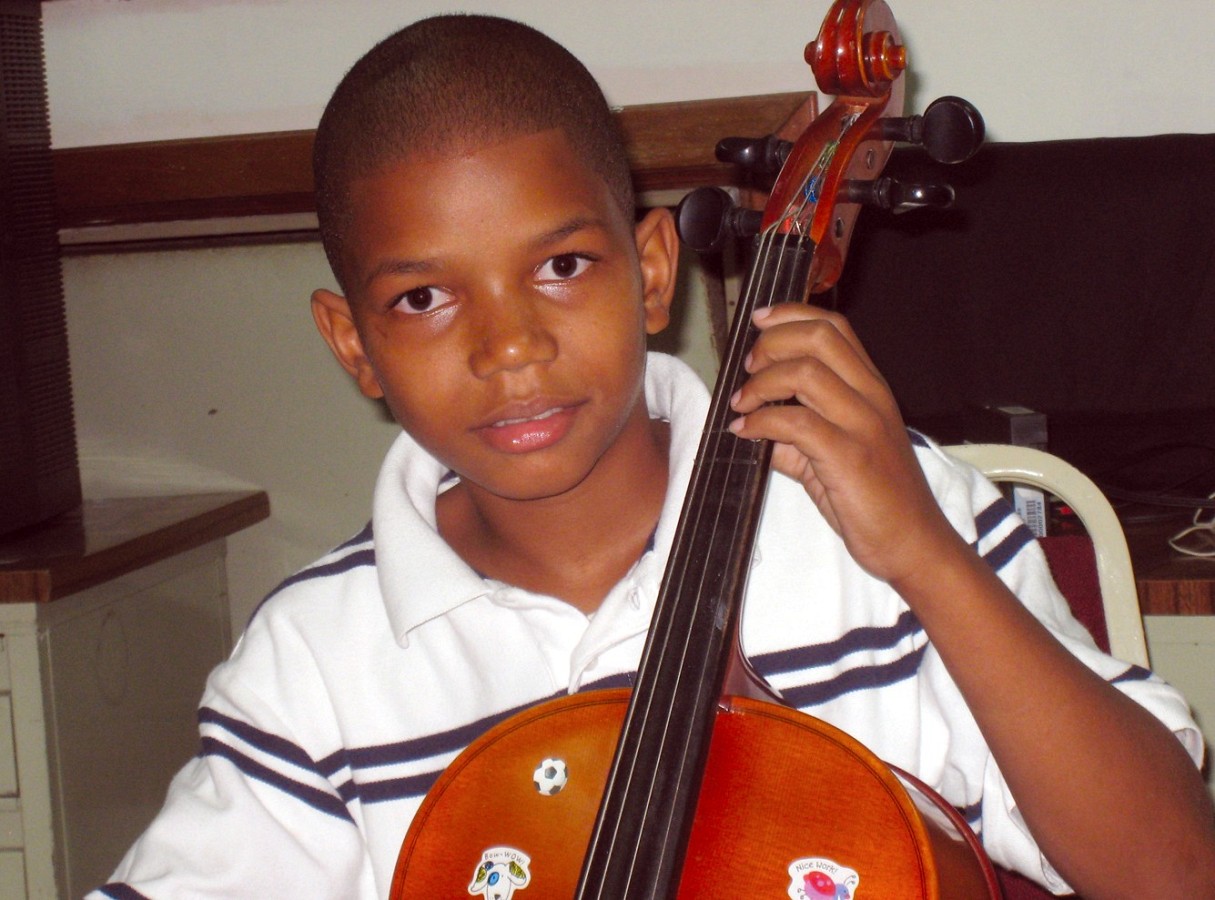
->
<box><xmin>392</xmin><ymin>690</ymin><xmax>998</xmax><ymax>898</ymax></box>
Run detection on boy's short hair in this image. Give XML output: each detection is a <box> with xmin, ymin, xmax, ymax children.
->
<box><xmin>313</xmin><ymin>14</ymin><xmax>635</xmax><ymax>292</ymax></box>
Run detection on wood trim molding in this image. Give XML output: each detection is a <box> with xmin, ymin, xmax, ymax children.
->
<box><xmin>53</xmin><ymin>92</ymin><xmax>810</xmax><ymax>250</ymax></box>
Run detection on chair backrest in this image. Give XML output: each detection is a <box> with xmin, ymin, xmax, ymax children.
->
<box><xmin>948</xmin><ymin>444</ymin><xmax>1150</xmax><ymax>899</ymax></box>
<box><xmin>945</xmin><ymin>443</ymin><xmax>1149</xmax><ymax>668</ymax></box>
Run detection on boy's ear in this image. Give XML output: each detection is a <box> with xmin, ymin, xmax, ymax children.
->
<box><xmin>310</xmin><ymin>289</ymin><xmax>385</xmax><ymax>399</ymax></box>
<box><xmin>633</xmin><ymin>206</ymin><xmax>679</xmax><ymax>336</ymax></box>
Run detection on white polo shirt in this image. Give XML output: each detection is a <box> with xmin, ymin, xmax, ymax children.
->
<box><xmin>95</xmin><ymin>353</ymin><xmax>1202</xmax><ymax>899</ymax></box>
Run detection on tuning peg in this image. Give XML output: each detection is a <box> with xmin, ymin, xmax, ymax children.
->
<box><xmin>871</xmin><ymin>96</ymin><xmax>985</xmax><ymax>164</ymax></box>
<box><xmin>714</xmin><ymin>135</ymin><xmax>793</xmax><ymax>178</ymax></box>
<box><xmin>842</xmin><ymin>176</ymin><xmax>955</xmax><ymax>213</ymax></box>
<box><xmin>675</xmin><ymin>187</ymin><xmax>763</xmax><ymax>253</ymax></box>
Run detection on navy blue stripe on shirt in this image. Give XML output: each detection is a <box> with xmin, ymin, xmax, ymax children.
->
<box><xmin>338</xmin><ymin>673</ymin><xmax>635</xmax><ymax>807</ymax></box>
<box><xmin>335</xmin><ymin>723</ymin><xmax>523</xmax><ymax>808</ymax></box>
<box><xmin>974</xmin><ymin>498</ymin><xmax>1011</xmax><ymax>542</ymax></box>
<box><xmin>349</xmin><ymin>769</ymin><xmax>444</xmax><ymax>805</ymax></box>
<box><xmin>319</xmin><ymin>671</ymin><xmax>635</xmax><ymax>780</ymax></box>
<box><xmin>254</xmin><ymin>546</ymin><xmax>377</xmax><ymax>615</ymax></box>
<box><xmin>199</xmin><ymin>707</ymin><xmax>320</xmax><ymax>772</ymax></box>
<box><xmin>98</xmin><ymin>884</ymin><xmax>152</xmax><ymax>900</ymax></box>
<box><xmin>981</xmin><ymin>521</ymin><xmax>1036</xmax><ymax>573</ymax></box>
<box><xmin>189</xmin><ymin>673</ymin><xmax>637</xmax><ymax>824</ymax></box>
<box><xmin>958</xmin><ymin>798</ymin><xmax>983</xmax><ymax>828</ymax></box>
<box><xmin>751</xmin><ymin>609</ymin><xmax>923</xmax><ymax>678</ymax></box>
<box><xmin>333</xmin><ymin>520</ymin><xmax>373</xmax><ymax>553</ymax></box>
<box><xmin>1112</xmin><ymin>664</ymin><xmax>1152</xmax><ymax>684</ymax></box>
<box><xmin>779</xmin><ymin>642</ymin><xmax>929</xmax><ymax>708</ymax></box>
<box><xmin>200</xmin><ymin>736</ymin><xmax>353</xmax><ymax>822</ymax></box>
<box><xmin>325</xmin><ymin>700</ymin><xmax>541</xmax><ymax>777</ymax></box>
<box><xmin>970</xmin><ymin>496</ymin><xmax>1037</xmax><ymax>574</ymax></box>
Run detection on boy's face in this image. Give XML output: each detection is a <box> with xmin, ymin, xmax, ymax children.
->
<box><xmin>312</xmin><ymin>128</ymin><xmax>677</xmax><ymax>503</ymax></box>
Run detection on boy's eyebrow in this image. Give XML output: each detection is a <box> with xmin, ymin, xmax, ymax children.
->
<box><xmin>361</xmin><ymin>256</ymin><xmax>438</xmax><ymax>293</ymax></box>
<box><xmin>530</xmin><ymin>215</ymin><xmax>608</xmax><ymax>250</ymax></box>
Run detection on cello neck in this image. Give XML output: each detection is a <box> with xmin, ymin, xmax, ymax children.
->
<box><xmin>577</xmin><ymin>0</ymin><xmax>917</xmax><ymax>889</ymax></box>
<box><xmin>575</xmin><ymin>229</ymin><xmax>814</xmax><ymax>899</ymax></box>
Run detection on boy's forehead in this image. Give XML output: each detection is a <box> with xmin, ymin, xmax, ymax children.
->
<box><xmin>411</xmin><ymin>126</ymin><xmax>601</xmax><ymax>184</ymax></box>
<box><xmin>339</xmin><ymin>128</ymin><xmax>632</xmax><ymax>288</ymax></box>
<box><xmin>352</xmin><ymin>128</ymin><xmax>626</xmax><ymax>230</ymax></box>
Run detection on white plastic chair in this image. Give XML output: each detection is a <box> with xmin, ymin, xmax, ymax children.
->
<box><xmin>946</xmin><ymin>443</ymin><xmax>1150</xmax><ymax>667</ymax></box>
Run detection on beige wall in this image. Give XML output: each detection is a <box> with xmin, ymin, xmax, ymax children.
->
<box><xmin>44</xmin><ymin>0</ymin><xmax>1215</xmax><ymax>147</ymax></box>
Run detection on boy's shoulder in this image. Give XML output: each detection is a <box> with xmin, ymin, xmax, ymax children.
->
<box><xmin>252</xmin><ymin>521</ymin><xmax>380</xmax><ymax>624</ymax></box>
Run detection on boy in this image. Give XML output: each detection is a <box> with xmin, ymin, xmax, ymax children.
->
<box><xmin>96</xmin><ymin>13</ymin><xmax>1215</xmax><ymax>899</ymax></box>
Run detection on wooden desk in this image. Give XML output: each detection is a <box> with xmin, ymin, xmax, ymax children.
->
<box><xmin>0</xmin><ymin>490</ymin><xmax>268</xmax><ymax>899</ymax></box>
<box><xmin>1125</xmin><ymin>516</ymin><xmax>1215</xmax><ymax>616</ymax></box>
<box><xmin>0</xmin><ymin>490</ymin><xmax>269</xmax><ymax>603</ymax></box>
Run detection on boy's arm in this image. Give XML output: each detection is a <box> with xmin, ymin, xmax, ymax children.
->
<box><xmin>729</xmin><ymin>302</ymin><xmax>1215</xmax><ymax>897</ymax></box>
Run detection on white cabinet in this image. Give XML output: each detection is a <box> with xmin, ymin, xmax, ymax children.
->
<box><xmin>0</xmin><ymin>490</ymin><xmax>267</xmax><ymax>898</ymax></box>
<box><xmin>0</xmin><ymin>542</ymin><xmax>231</xmax><ymax>898</ymax></box>
<box><xmin>1145</xmin><ymin>615</ymin><xmax>1215</xmax><ymax>800</ymax></box>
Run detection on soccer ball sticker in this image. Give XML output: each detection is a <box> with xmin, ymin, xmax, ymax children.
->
<box><xmin>532</xmin><ymin>757</ymin><xmax>569</xmax><ymax>795</ymax></box>
<box><xmin>787</xmin><ymin>857</ymin><xmax>860</xmax><ymax>899</ymax></box>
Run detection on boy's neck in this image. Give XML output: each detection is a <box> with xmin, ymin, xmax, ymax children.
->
<box><xmin>436</xmin><ymin>417</ymin><xmax>670</xmax><ymax>615</ymax></box>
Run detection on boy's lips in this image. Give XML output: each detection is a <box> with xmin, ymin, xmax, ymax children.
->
<box><xmin>475</xmin><ymin>400</ymin><xmax>582</xmax><ymax>453</ymax></box>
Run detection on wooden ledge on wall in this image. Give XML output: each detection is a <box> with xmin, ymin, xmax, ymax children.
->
<box><xmin>54</xmin><ymin>92</ymin><xmax>812</xmax><ymax>254</ymax></box>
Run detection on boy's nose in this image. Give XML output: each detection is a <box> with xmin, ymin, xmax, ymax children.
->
<box><xmin>467</xmin><ymin>296</ymin><xmax>558</xmax><ymax>378</ymax></box>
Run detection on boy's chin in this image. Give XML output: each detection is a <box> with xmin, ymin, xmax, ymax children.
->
<box><xmin>453</xmin><ymin>454</ymin><xmax>603</xmax><ymax>506</ymax></box>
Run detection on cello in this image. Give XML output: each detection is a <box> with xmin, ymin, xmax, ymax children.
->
<box><xmin>391</xmin><ymin>1</ymin><xmax>995</xmax><ymax>896</ymax></box>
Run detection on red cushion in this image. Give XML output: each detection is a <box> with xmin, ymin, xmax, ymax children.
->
<box><xmin>1039</xmin><ymin>534</ymin><xmax>1110</xmax><ymax>654</ymax></box>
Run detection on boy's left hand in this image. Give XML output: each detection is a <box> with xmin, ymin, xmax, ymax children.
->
<box><xmin>728</xmin><ymin>303</ymin><xmax>957</xmax><ymax>584</ymax></box>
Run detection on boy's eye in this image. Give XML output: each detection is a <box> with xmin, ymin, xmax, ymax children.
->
<box><xmin>536</xmin><ymin>253</ymin><xmax>592</xmax><ymax>282</ymax></box>
<box><xmin>393</xmin><ymin>285</ymin><xmax>453</xmax><ymax>314</ymax></box>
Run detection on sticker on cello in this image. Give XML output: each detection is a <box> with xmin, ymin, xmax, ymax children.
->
<box><xmin>787</xmin><ymin>857</ymin><xmax>860</xmax><ymax>899</ymax></box>
<box><xmin>468</xmin><ymin>847</ymin><xmax>532</xmax><ymax>899</ymax></box>
<box><xmin>532</xmin><ymin>757</ymin><xmax>568</xmax><ymax>795</ymax></box>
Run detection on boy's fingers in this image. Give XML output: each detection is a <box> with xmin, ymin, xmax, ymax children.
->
<box><xmin>744</xmin><ymin>305</ymin><xmax>885</xmax><ymax>397</ymax></box>
<box><xmin>750</xmin><ymin>304</ymin><xmax>878</xmax><ymax>368</ymax></box>
<box><xmin>732</xmin><ymin>333</ymin><xmax>897</xmax><ymax>435</ymax></box>
<box><xmin>730</xmin><ymin>361</ymin><xmax>889</xmax><ymax>455</ymax></box>
<box><xmin>729</xmin><ymin>380</ymin><xmax>890</xmax><ymax>464</ymax></box>
<box><xmin>728</xmin><ymin>402</ymin><xmax>839</xmax><ymax>457</ymax></box>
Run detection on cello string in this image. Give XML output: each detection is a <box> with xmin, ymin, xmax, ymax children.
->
<box><xmin>588</xmin><ymin>222</ymin><xmax>784</xmax><ymax>895</ymax></box>
<box><xmin>632</xmin><ymin>164</ymin><xmax>822</xmax><ymax>886</ymax></box>
<box><xmin>632</xmin><ymin>213</ymin><xmax>818</xmax><ymax>889</ymax></box>
<box><xmin>620</xmin><ymin>178</ymin><xmax>817</xmax><ymax>879</ymax></box>
<box><xmin>583</xmin><ymin>160</ymin><xmax>819</xmax><ymax>892</ymax></box>
<box><xmin>618</xmin><ymin>160</ymin><xmax>821</xmax><ymax>864</ymax></box>
<box><xmin>614</xmin><ymin>214</ymin><xmax>801</xmax><ymax>891</ymax></box>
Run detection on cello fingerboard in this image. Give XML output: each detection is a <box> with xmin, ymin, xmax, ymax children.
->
<box><xmin>575</xmin><ymin>232</ymin><xmax>813</xmax><ymax>899</ymax></box>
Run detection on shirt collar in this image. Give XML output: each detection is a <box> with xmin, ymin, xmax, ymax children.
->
<box><xmin>373</xmin><ymin>352</ymin><xmax>710</xmax><ymax>646</ymax></box>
